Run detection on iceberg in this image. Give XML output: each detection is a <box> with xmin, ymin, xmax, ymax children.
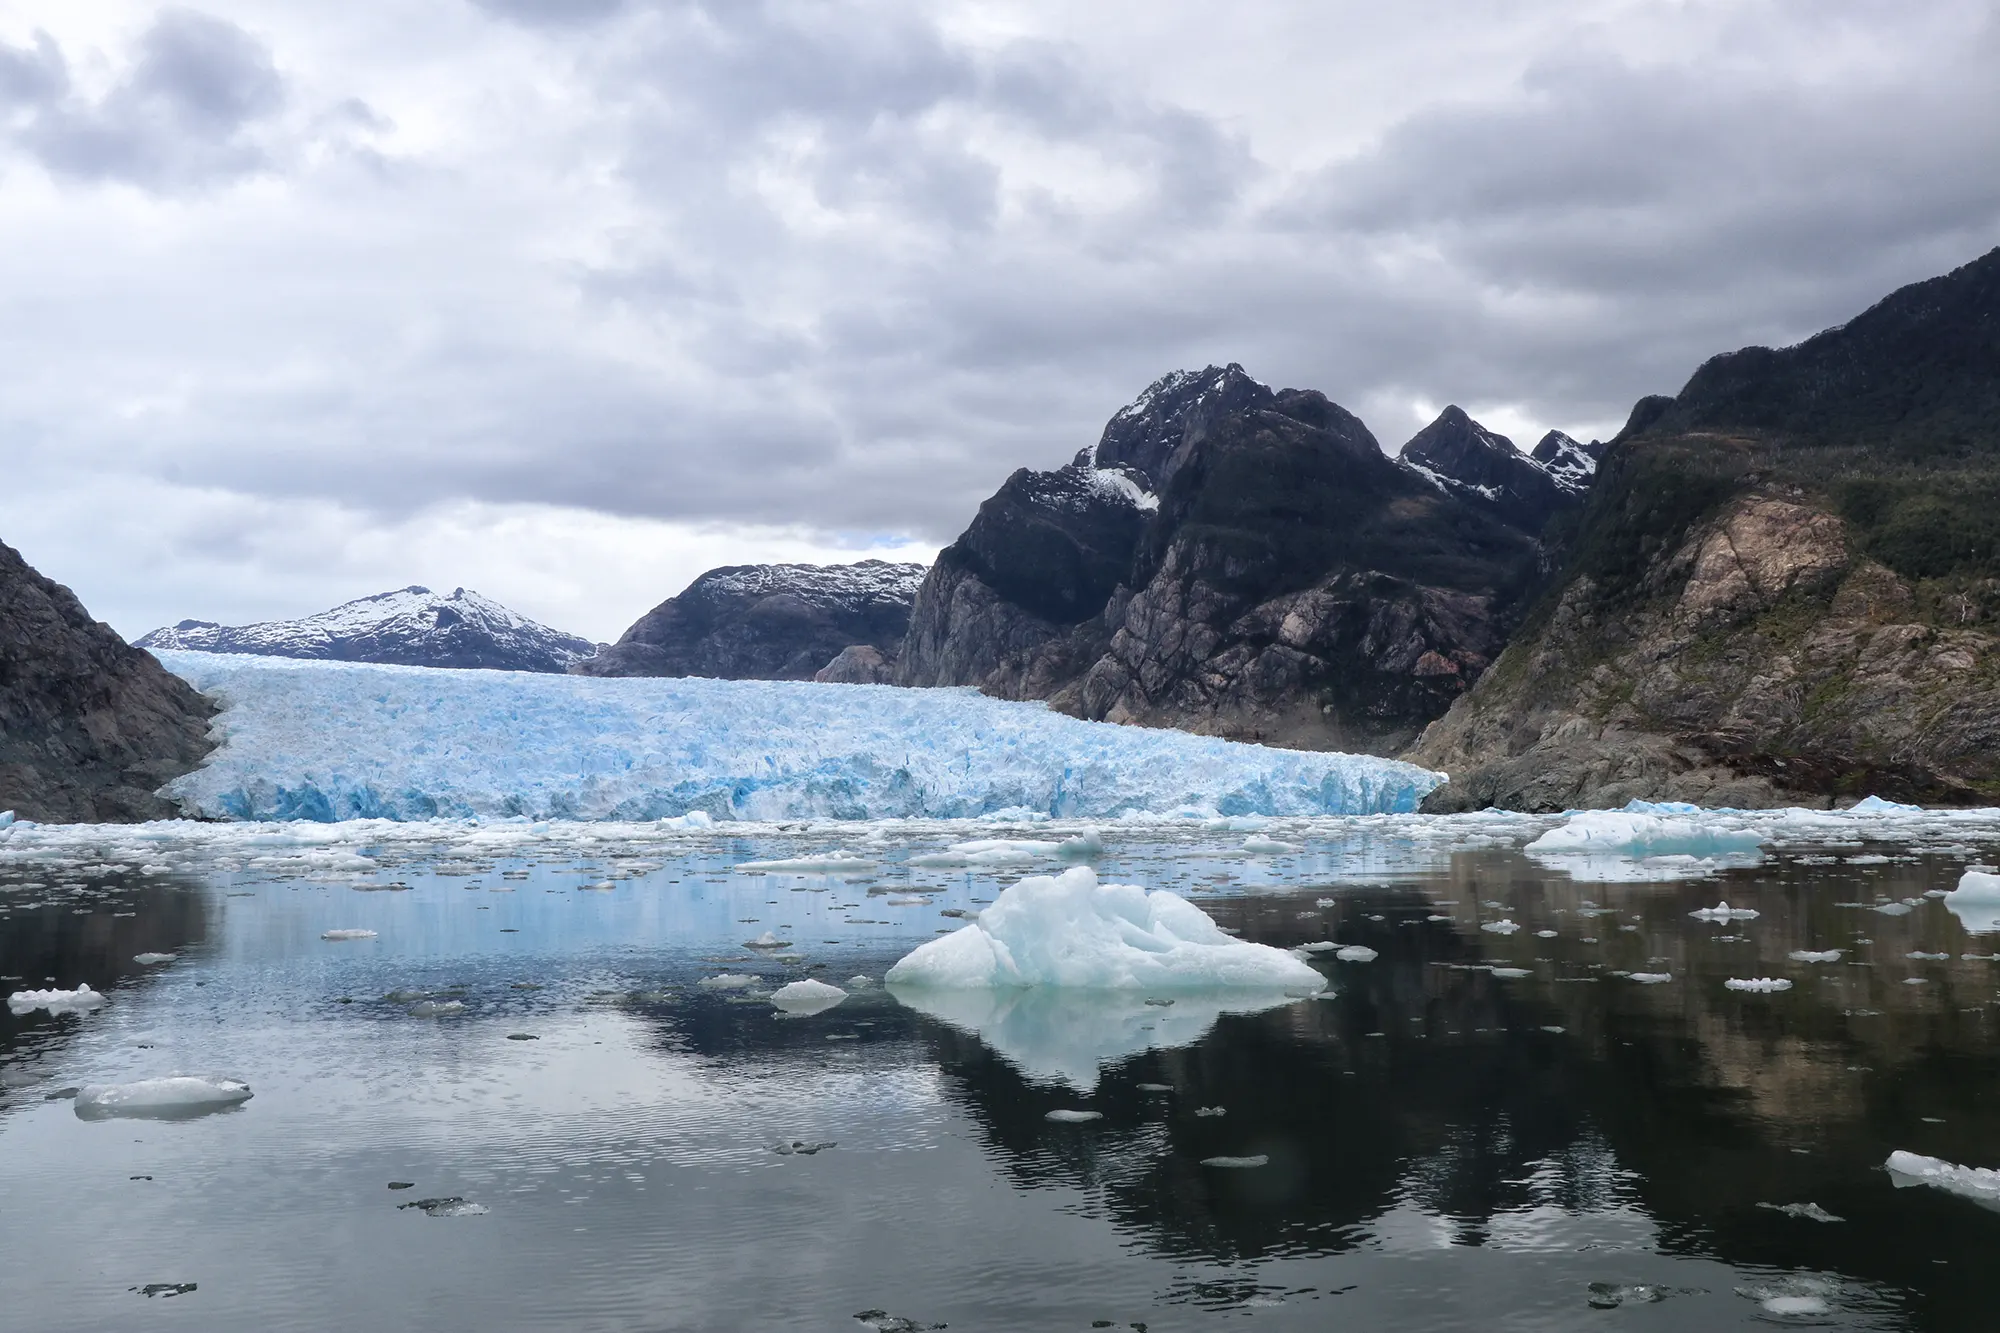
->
<box><xmin>883</xmin><ymin>867</ymin><xmax>1327</xmax><ymax>992</ymax></box>
<box><xmin>1724</xmin><ymin>977</ymin><xmax>1793</xmax><ymax>993</ymax></box>
<box><xmin>74</xmin><ymin>1076</ymin><xmax>252</xmax><ymax>1119</ymax></box>
<box><xmin>8</xmin><ymin>983</ymin><xmax>105</xmax><ymax>1013</ymax></box>
<box><xmin>770</xmin><ymin>979</ymin><xmax>847</xmax><ymax>1015</ymax></box>
<box><xmin>151</xmin><ymin>652</ymin><xmax>1442</xmax><ymax>822</ymax></box>
<box><xmin>1886</xmin><ymin>1150</ymin><xmax>2000</xmax><ymax>1213</ymax></box>
<box><xmin>1690</xmin><ymin>901</ymin><xmax>1760</xmax><ymax>922</ymax></box>
<box><xmin>1527</xmin><ymin>811</ymin><xmax>1765</xmax><ymax>858</ymax></box>
<box><xmin>1945</xmin><ymin>871</ymin><xmax>2000</xmax><ymax>934</ymax></box>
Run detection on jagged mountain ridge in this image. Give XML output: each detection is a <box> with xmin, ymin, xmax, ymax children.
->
<box><xmin>1412</xmin><ymin>244</ymin><xmax>2000</xmax><ymax>810</ymax></box>
<box><xmin>2</xmin><ymin>537</ymin><xmax>215</xmax><ymax>822</ymax></box>
<box><xmin>575</xmin><ymin>560</ymin><xmax>927</xmax><ymax>682</ymax></box>
<box><xmin>137</xmin><ymin>586</ymin><xmax>596</xmax><ymax>673</ymax></box>
<box><xmin>898</xmin><ymin>365</ymin><xmax>1568</xmax><ymax>753</ymax></box>
<box><xmin>1395</xmin><ymin>405</ymin><xmax>1583</xmax><ymax>532</ymax></box>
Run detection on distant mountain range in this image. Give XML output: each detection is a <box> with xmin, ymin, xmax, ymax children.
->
<box><xmin>137</xmin><ymin>586</ymin><xmax>597</xmax><ymax>673</ymax></box>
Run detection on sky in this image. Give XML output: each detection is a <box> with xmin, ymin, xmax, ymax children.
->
<box><xmin>3</xmin><ymin>1</ymin><xmax>1997</xmax><ymax>642</ymax></box>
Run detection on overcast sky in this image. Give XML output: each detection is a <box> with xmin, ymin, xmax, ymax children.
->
<box><xmin>3</xmin><ymin>0</ymin><xmax>1997</xmax><ymax>641</ymax></box>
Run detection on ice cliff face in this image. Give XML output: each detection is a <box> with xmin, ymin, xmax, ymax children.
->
<box><xmin>153</xmin><ymin>651</ymin><xmax>1442</xmax><ymax>822</ymax></box>
<box><xmin>574</xmin><ymin>560</ymin><xmax>927</xmax><ymax>681</ymax></box>
<box><xmin>1412</xmin><ymin>245</ymin><xmax>2000</xmax><ymax>811</ymax></box>
<box><xmin>897</xmin><ymin>366</ymin><xmax>1561</xmax><ymax>755</ymax></box>
<box><xmin>137</xmin><ymin>586</ymin><xmax>595</xmax><ymax>674</ymax></box>
<box><xmin>1</xmin><ymin>537</ymin><xmax>215</xmax><ymax>822</ymax></box>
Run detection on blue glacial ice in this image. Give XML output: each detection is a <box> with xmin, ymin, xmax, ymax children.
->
<box><xmin>152</xmin><ymin>652</ymin><xmax>1443</xmax><ymax>823</ymax></box>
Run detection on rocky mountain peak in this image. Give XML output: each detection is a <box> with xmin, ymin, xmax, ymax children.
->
<box><xmin>1398</xmin><ymin>406</ymin><xmax>1574</xmax><ymax>533</ymax></box>
<box><xmin>1082</xmin><ymin>363</ymin><xmax>1276</xmax><ymax>490</ymax></box>
<box><xmin>1529</xmin><ymin>429</ymin><xmax>1600</xmax><ymax>496</ymax></box>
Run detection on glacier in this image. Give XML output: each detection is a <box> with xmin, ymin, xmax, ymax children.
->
<box><xmin>151</xmin><ymin>652</ymin><xmax>1443</xmax><ymax>822</ymax></box>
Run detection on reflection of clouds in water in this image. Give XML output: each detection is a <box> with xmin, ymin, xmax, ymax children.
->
<box><xmin>890</xmin><ymin>985</ymin><xmax>1305</xmax><ymax>1091</ymax></box>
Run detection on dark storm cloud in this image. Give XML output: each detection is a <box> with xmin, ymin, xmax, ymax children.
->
<box><xmin>4</xmin><ymin>8</ymin><xmax>283</xmax><ymax>189</ymax></box>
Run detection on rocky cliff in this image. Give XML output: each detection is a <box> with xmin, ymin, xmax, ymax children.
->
<box><xmin>576</xmin><ymin>560</ymin><xmax>927</xmax><ymax>681</ymax></box>
<box><xmin>899</xmin><ymin>366</ymin><xmax>1566</xmax><ymax>753</ymax></box>
<box><xmin>1411</xmin><ymin>245</ymin><xmax>2000</xmax><ymax>810</ymax></box>
<box><xmin>139</xmin><ymin>586</ymin><xmax>595</xmax><ymax>673</ymax></box>
<box><xmin>2</xmin><ymin>538</ymin><xmax>215</xmax><ymax>822</ymax></box>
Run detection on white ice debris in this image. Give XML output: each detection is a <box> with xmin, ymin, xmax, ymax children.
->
<box><xmin>8</xmin><ymin>983</ymin><xmax>105</xmax><ymax>1013</ymax></box>
<box><xmin>1045</xmin><ymin>1109</ymin><xmax>1102</xmax><ymax>1123</ymax></box>
<box><xmin>320</xmin><ymin>928</ymin><xmax>377</xmax><ymax>941</ymax></box>
<box><xmin>1945</xmin><ymin>870</ymin><xmax>2000</xmax><ymax>933</ymax></box>
<box><xmin>733</xmin><ymin>852</ymin><xmax>877</xmax><ymax>874</ymax></box>
<box><xmin>882</xmin><ymin>867</ymin><xmax>1327</xmax><ymax>992</ymax></box>
<box><xmin>1690</xmin><ymin>900</ymin><xmax>1760</xmax><ymax>922</ymax></box>
<box><xmin>1201</xmin><ymin>1155</ymin><xmax>1268</xmax><ymax>1168</ymax></box>
<box><xmin>1886</xmin><ymin>1150</ymin><xmax>2000</xmax><ymax>1211</ymax></box>
<box><xmin>1334</xmin><ymin>945</ymin><xmax>1378</xmax><ymax>962</ymax></box>
<box><xmin>1629</xmin><ymin>973</ymin><xmax>1674</xmax><ymax>985</ymax></box>
<box><xmin>133</xmin><ymin>952</ymin><xmax>177</xmax><ymax>965</ymax></box>
<box><xmin>74</xmin><ymin>1077</ymin><xmax>252</xmax><ymax>1115</ymax></box>
<box><xmin>744</xmin><ymin>932</ymin><xmax>791</xmax><ymax>949</ymax></box>
<box><xmin>1851</xmin><ymin>795</ymin><xmax>1922</xmax><ymax>812</ymax></box>
<box><xmin>1528</xmin><ymin>810</ymin><xmax>1764</xmax><ymax>857</ymax></box>
<box><xmin>1480</xmin><ymin>920</ymin><xmax>1520</xmax><ymax>935</ymax></box>
<box><xmin>1788</xmin><ymin>950</ymin><xmax>1843</xmax><ymax>963</ymax></box>
<box><xmin>1488</xmin><ymin>967</ymin><xmax>1532</xmax><ymax>979</ymax></box>
<box><xmin>153</xmin><ymin>651</ymin><xmax>1441</xmax><ymax>822</ymax></box>
<box><xmin>1724</xmin><ymin>977</ymin><xmax>1793</xmax><ymax>993</ymax></box>
<box><xmin>770</xmin><ymin>979</ymin><xmax>847</xmax><ymax>1015</ymax></box>
<box><xmin>1242</xmin><ymin>835</ymin><xmax>1302</xmax><ymax>854</ymax></box>
<box><xmin>697</xmin><ymin>974</ymin><xmax>757</xmax><ymax>990</ymax></box>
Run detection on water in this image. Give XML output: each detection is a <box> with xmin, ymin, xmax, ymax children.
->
<box><xmin>3</xmin><ymin>819</ymin><xmax>1998</xmax><ymax>1330</ymax></box>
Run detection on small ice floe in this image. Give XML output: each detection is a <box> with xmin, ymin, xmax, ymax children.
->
<box><xmin>1735</xmin><ymin>1277</ymin><xmax>1838</xmax><ymax>1318</ymax></box>
<box><xmin>397</xmin><ymin>1196</ymin><xmax>489</xmax><ymax>1217</ymax></box>
<box><xmin>1690</xmin><ymin>900</ymin><xmax>1759</xmax><ymax>922</ymax></box>
<box><xmin>1480</xmin><ymin>920</ymin><xmax>1520</xmax><ymax>935</ymax></box>
<box><xmin>1294</xmin><ymin>941</ymin><xmax>1338</xmax><ymax>953</ymax></box>
<box><xmin>1908</xmin><ymin>950</ymin><xmax>1950</xmax><ymax>961</ymax></box>
<box><xmin>1886</xmin><ymin>1149</ymin><xmax>2000</xmax><ymax>1211</ymax></box>
<box><xmin>1045</xmin><ymin>1109</ymin><xmax>1102</xmax><ymax>1123</ymax></box>
<box><xmin>1192</xmin><ymin>1105</ymin><xmax>1226</xmax><ymax>1118</ymax></box>
<box><xmin>743</xmin><ymin>932</ymin><xmax>791</xmax><ymax>949</ymax></box>
<box><xmin>8</xmin><ymin>983</ymin><xmax>105</xmax><ymax>1013</ymax></box>
<box><xmin>846</xmin><ymin>975</ymin><xmax>875</xmax><ymax>989</ymax></box>
<box><xmin>409</xmin><ymin>1000</ymin><xmax>465</xmax><ymax>1017</ymax></box>
<box><xmin>1758</xmin><ymin>1201</ymin><xmax>1843</xmax><ymax>1222</ymax></box>
<box><xmin>1242</xmin><ymin>836</ymin><xmax>1302</xmax><ymax>855</ymax></box>
<box><xmin>1535</xmin><ymin>929</ymin><xmax>1558</xmax><ymax>939</ymax></box>
<box><xmin>1314</xmin><ymin>898</ymin><xmax>1337</xmax><ymax>908</ymax></box>
<box><xmin>579</xmin><ymin>880</ymin><xmax>615</xmax><ymax>891</ymax></box>
<box><xmin>1201</xmin><ymin>1154</ymin><xmax>1268</xmax><ymax>1168</ymax></box>
<box><xmin>1135</xmin><ymin>1082</ymin><xmax>1173</xmax><ymax>1093</ymax></box>
<box><xmin>771</xmin><ymin>979</ymin><xmax>847</xmax><ymax>1015</ymax></box>
<box><xmin>1628</xmin><ymin>972</ymin><xmax>1674</xmax><ymax>985</ymax></box>
<box><xmin>1873</xmin><ymin>901</ymin><xmax>1914</xmax><ymax>916</ymax></box>
<box><xmin>1488</xmin><ymin>967</ymin><xmax>1532</xmax><ymax>980</ymax></box>
<box><xmin>1788</xmin><ymin>949</ymin><xmax>1843</xmax><ymax>963</ymax></box>
<box><xmin>1541</xmin><ymin>1025</ymin><xmax>1566</xmax><ymax>1034</ymax></box>
<box><xmin>853</xmin><ymin>1309</ymin><xmax>946</xmax><ymax>1333</ymax></box>
<box><xmin>75</xmin><ymin>1077</ymin><xmax>252</xmax><ymax>1118</ymax></box>
<box><xmin>1058</xmin><ymin>828</ymin><xmax>1105</xmax><ymax>859</ymax></box>
<box><xmin>133</xmin><ymin>953</ymin><xmax>177</xmax><ymax>965</ymax></box>
<box><xmin>771</xmin><ymin>1140</ymin><xmax>836</xmax><ymax>1155</ymax></box>
<box><xmin>320</xmin><ymin>929</ymin><xmax>377</xmax><ymax>941</ymax></box>
<box><xmin>1334</xmin><ymin>946</ymin><xmax>1377</xmax><ymax>963</ymax></box>
<box><xmin>938</xmin><ymin>907</ymin><xmax>977</xmax><ymax>919</ymax></box>
<box><xmin>884</xmin><ymin>895</ymin><xmax>930</xmax><ymax>907</ymax></box>
<box><xmin>733</xmin><ymin>852</ymin><xmax>877</xmax><ymax>874</ymax></box>
<box><xmin>1724</xmin><ymin>977</ymin><xmax>1793</xmax><ymax>993</ymax></box>
<box><xmin>697</xmin><ymin>974</ymin><xmax>757</xmax><ymax>990</ymax></box>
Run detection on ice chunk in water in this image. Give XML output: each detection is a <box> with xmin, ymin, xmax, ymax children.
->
<box><xmin>75</xmin><ymin>1076</ymin><xmax>252</xmax><ymax>1118</ymax></box>
<box><xmin>1944</xmin><ymin>870</ymin><xmax>2000</xmax><ymax>934</ymax></box>
<box><xmin>321</xmin><ymin>928</ymin><xmax>377</xmax><ymax>941</ymax></box>
<box><xmin>771</xmin><ymin>979</ymin><xmax>847</xmax><ymax>1015</ymax></box>
<box><xmin>1334</xmin><ymin>946</ymin><xmax>1377</xmax><ymax>962</ymax></box>
<box><xmin>883</xmin><ymin>867</ymin><xmax>1326</xmax><ymax>992</ymax></box>
<box><xmin>734</xmin><ymin>852</ymin><xmax>877</xmax><ymax>874</ymax></box>
<box><xmin>1628</xmin><ymin>972</ymin><xmax>1674</xmax><ymax>985</ymax></box>
<box><xmin>1528</xmin><ymin>811</ymin><xmax>1764</xmax><ymax>857</ymax></box>
<box><xmin>1242</xmin><ymin>835</ymin><xmax>1301</xmax><ymax>854</ymax></box>
<box><xmin>1851</xmin><ymin>794</ymin><xmax>1921</xmax><ymax>812</ymax></box>
<box><xmin>743</xmin><ymin>932</ymin><xmax>790</xmax><ymax>949</ymax></box>
<box><xmin>1201</xmin><ymin>1154</ymin><xmax>1268</xmax><ymax>1168</ymax></box>
<box><xmin>1690</xmin><ymin>900</ymin><xmax>1759</xmax><ymax>921</ymax></box>
<box><xmin>8</xmin><ymin>983</ymin><xmax>105</xmax><ymax>1013</ymax></box>
<box><xmin>1488</xmin><ymin>967</ymin><xmax>1532</xmax><ymax>979</ymax></box>
<box><xmin>697</xmin><ymin>973</ymin><xmax>757</xmax><ymax>990</ymax></box>
<box><xmin>1758</xmin><ymin>1201</ymin><xmax>1842</xmax><ymax>1222</ymax></box>
<box><xmin>1788</xmin><ymin>949</ymin><xmax>1842</xmax><ymax>963</ymax></box>
<box><xmin>397</xmin><ymin>1196</ymin><xmax>489</xmax><ymax>1217</ymax></box>
<box><xmin>1886</xmin><ymin>1150</ymin><xmax>2000</xmax><ymax>1212</ymax></box>
<box><xmin>1480</xmin><ymin>920</ymin><xmax>1519</xmax><ymax>935</ymax></box>
<box><xmin>133</xmin><ymin>953</ymin><xmax>177</xmax><ymax>965</ymax></box>
<box><xmin>1045</xmin><ymin>1109</ymin><xmax>1102</xmax><ymax>1123</ymax></box>
<box><xmin>1724</xmin><ymin>977</ymin><xmax>1793</xmax><ymax>993</ymax></box>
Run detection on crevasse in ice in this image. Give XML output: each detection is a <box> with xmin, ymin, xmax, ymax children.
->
<box><xmin>153</xmin><ymin>652</ymin><xmax>1443</xmax><ymax>823</ymax></box>
<box><xmin>884</xmin><ymin>866</ymin><xmax>1327</xmax><ymax>991</ymax></box>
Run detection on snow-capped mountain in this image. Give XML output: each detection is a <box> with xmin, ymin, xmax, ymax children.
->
<box><xmin>1529</xmin><ymin>429</ymin><xmax>1602</xmax><ymax>497</ymax></box>
<box><xmin>136</xmin><ymin>587</ymin><xmax>597</xmax><ymax>673</ymax></box>
<box><xmin>1396</xmin><ymin>406</ymin><xmax>1583</xmax><ymax>532</ymax></box>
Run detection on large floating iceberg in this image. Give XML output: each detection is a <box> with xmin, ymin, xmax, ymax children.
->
<box><xmin>152</xmin><ymin>652</ymin><xmax>1442</xmax><ymax>823</ymax></box>
<box><xmin>884</xmin><ymin>866</ymin><xmax>1328</xmax><ymax>992</ymax></box>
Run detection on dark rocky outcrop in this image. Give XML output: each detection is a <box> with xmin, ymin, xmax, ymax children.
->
<box><xmin>1411</xmin><ymin>245</ymin><xmax>2000</xmax><ymax>810</ymax></box>
<box><xmin>139</xmin><ymin>586</ymin><xmax>594</xmax><ymax>673</ymax></box>
<box><xmin>2</xmin><ymin>538</ymin><xmax>216</xmax><ymax>822</ymax></box>
<box><xmin>898</xmin><ymin>366</ymin><xmax>1560</xmax><ymax>754</ymax></box>
<box><xmin>577</xmin><ymin>561</ymin><xmax>926</xmax><ymax>681</ymax></box>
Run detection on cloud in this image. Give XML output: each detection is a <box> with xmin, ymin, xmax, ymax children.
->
<box><xmin>3</xmin><ymin>8</ymin><xmax>285</xmax><ymax>189</ymax></box>
<box><xmin>2</xmin><ymin>0</ymin><xmax>1998</xmax><ymax>631</ymax></box>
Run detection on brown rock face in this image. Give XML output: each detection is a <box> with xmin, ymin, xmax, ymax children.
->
<box><xmin>813</xmin><ymin>644</ymin><xmax>895</xmax><ymax>684</ymax></box>
<box><xmin>0</xmin><ymin>538</ymin><xmax>216</xmax><ymax>822</ymax></box>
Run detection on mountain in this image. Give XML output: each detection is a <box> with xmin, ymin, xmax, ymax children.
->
<box><xmin>137</xmin><ymin>586</ymin><xmax>595</xmax><ymax>673</ymax></box>
<box><xmin>1396</xmin><ymin>406</ymin><xmax>1579</xmax><ymax>531</ymax></box>
<box><xmin>1529</xmin><ymin>429</ymin><xmax>1602</xmax><ymax>494</ymax></box>
<box><xmin>2</xmin><ymin>537</ymin><xmax>215</xmax><ymax>822</ymax></box>
<box><xmin>1411</xmin><ymin>245</ymin><xmax>2000</xmax><ymax>809</ymax></box>
<box><xmin>573</xmin><ymin>560</ymin><xmax>927</xmax><ymax>681</ymax></box>
<box><xmin>898</xmin><ymin>365</ymin><xmax>1565</xmax><ymax>753</ymax></box>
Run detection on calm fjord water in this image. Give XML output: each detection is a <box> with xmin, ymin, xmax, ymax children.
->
<box><xmin>3</xmin><ymin>825</ymin><xmax>1997</xmax><ymax>1331</ymax></box>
